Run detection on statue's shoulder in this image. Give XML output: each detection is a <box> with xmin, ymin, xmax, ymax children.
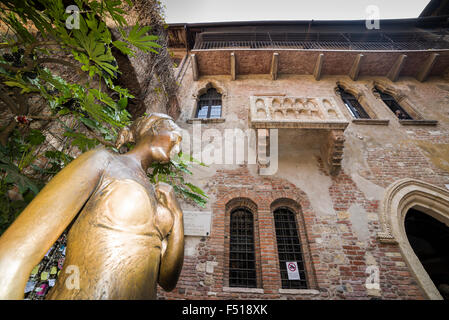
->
<box><xmin>75</xmin><ymin>146</ymin><xmax>115</xmax><ymax>166</ymax></box>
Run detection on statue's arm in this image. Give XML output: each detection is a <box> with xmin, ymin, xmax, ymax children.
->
<box><xmin>156</xmin><ymin>183</ymin><xmax>184</xmax><ymax>291</ymax></box>
<box><xmin>0</xmin><ymin>148</ymin><xmax>107</xmax><ymax>299</ymax></box>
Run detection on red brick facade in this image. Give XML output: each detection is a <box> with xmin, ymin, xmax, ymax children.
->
<box><xmin>158</xmin><ymin>162</ymin><xmax>431</xmax><ymax>300</ymax></box>
<box><xmin>160</xmin><ymin>19</ymin><xmax>449</xmax><ymax>300</ymax></box>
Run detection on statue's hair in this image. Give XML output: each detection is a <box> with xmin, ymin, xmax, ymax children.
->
<box><xmin>115</xmin><ymin>113</ymin><xmax>175</xmax><ymax>149</ymax></box>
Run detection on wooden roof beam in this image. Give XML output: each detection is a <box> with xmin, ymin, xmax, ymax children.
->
<box><xmin>313</xmin><ymin>53</ymin><xmax>324</xmax><ymax>81</ymax></box>
<box><xmin>349</xmin><ymin>53</ymin><xmax>364</xmax><ymax>81</ymax></box>
<box><xmin>191</xmin><ymin>53</ymin><xmax>199</xmax><ymax>81</ymax></box>
<box><xmin>230</xmin><ymin>52</ymin><xmax>236</xmax><ymax>80</ymax></box>
<box><xmin>270</xmin><ymin>52</ymin><xmax>279</xmax><ymax>80</ymax></box>
<box><xmin>417</xmin><ymin>53</ymin><xmax>439</xmax><ymax>82</ymax></box>
<box><xmin>387</xmin><ymin>54</ymin><xmax>407</xmax><ymax>82</ymax></box>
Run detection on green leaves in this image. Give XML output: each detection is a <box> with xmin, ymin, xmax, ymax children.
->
<box><xmin>71</xmin><ymin>13</ymin><xmax>118</xmax><ymax>79</ymax></box>
<box><xmin>0</xmin><ymin>146</ymin><xmax>40</xmax><ymax>195</ymax></box>
<box><xmin>117</xmin><ymin>23</ymin><xmax>162</xmax><ymax>57</ymax></box>
<box><xmin>27</xmin><ymin>129</ymin><xmax>46</xmax><ymax>146</ymax></box>
<box><xmin>126</xmin><ymin>23</ymin><xmax>161</xmax><ymax>53</ymax></box>
<box><xmin>0</xmin><ymin>0</ymin><xmax>205</xmax><ymax>238</ymax></box>
<box><xmin>111</xmin><ymin>40</ymin><xmax>132</xmax><ymax>55</ymax></box>
<box><xmin>63</xmin><ymin>131</ymin><xmax>99</xmax><ymax>152</ymax></box>
<box><xmin>0</xmin><ymin>163</ymin><xmax>39</xmax><ymax>195</ymax></box>
<box><xmin>174</xmin><ymin>185</ymin><xmax>208</xmax><ymax>208</ymax></box>
<box><xmin>148</xmin><ymin>153</ymin><xmax>209</xmax><ymax>208</ymax></box>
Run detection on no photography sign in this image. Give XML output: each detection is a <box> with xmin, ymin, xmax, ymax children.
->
<box><xmin>286</xmin><ymin>261</ymin><xmax>300</xmax><ymax>280</ymax></box>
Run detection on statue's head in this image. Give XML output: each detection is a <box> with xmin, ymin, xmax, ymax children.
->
<box><xmin>116</xmin><ymin>113</ymin><xmax>182</xmax><ymax>163</ymax></box>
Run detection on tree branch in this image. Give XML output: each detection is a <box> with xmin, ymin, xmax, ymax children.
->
<box><xmin>12</xmin><ymin>87</ymin><xmax>29</xmax><ymax>115</ymax></box>
<box><xmin>0</xmin><ymin>86</ymin><xmax>19</xmax><ymax>114</ymax></box>
<box><xmin>0</xmin><ymin>42</ymin><xmax>23</xmax><ymax>49</ymax></box>
<box><xmin>27</xmin><ymin>115</ymin><xmax>59</xmax><ymax>121</ymax></box>
<box><xmin>36</xmin><ymin>58</ymin><xmax>88</xmax><ymax>83</ymax></box>
<box><xmin>0</xmin><ymin>120</ymin><xmax>16</xmax><ymax>146</ymax></box>
<box><xmin>81</xmin><ymin>123</ymin><xmax>115</xmax><ymax>147</ymax></box>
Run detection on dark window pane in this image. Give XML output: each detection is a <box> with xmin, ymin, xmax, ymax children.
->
<box><xmin>229</xmin><ymin>208</ymin><xmax>257</xmax><ymax>288</ymax></box>
<box><xmin>210</xmin><ymin>105</ymin><xmax>222</xmax><ymax>118</ymax></box>
<box><xmin>196</xmin><ymin>88</ymin><xmax>222</xmax><ymax>119</ymax></box>
<box><xmin>374</xmin><ymin>87</ymin><xmax>413</xmax><ymax>120</ymax></box>
<box><xmin>338</xmin><ymin>86</ymin><xmax>370</xmax><ymax>119</ymax></box>
<box><xmin>274</xmin><ymin>207</ymin><xmax>308</xmax><ymax>289</ymax></box>
<box><xmin>197</xmin><ymin>105</ymin><xmax>209</xmax><ymax>118</ymax></box>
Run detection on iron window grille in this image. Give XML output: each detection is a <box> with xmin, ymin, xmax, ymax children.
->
<box><xmin>336</xmin><ymin>85</ymin><xmax>370</xmax><ymax>119</ymax></box>
<box><xmin>229</xmin><ymin>208</ymin><xmax>257</xmax><ymax>288</ymax></box>
<box><xmin>196</xmin><ymin>88</ymin><xmax>222</xmax><ymax>119</ymax></box>
<box><xmin>274</xmin><ymin>207</ymin><xmax>308</xmax><ymax>289</ymax></box>
<box><xmin>374</xmin><ymin>87</ymin><xmax>413</xmax><ymax>120</ymax></box>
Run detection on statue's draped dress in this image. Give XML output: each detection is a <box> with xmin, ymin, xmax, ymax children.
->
<box><xmin>46</xmin><ymin>148</ymin><xmax>172</xmax><ymax>300</ymax></box>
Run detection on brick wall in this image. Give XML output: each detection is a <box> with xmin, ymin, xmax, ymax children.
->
<box><xmin>156</xmin><ymin>65</ymin><xmax>449</xmax><ymax>299</ymax></box>
<box><xmin>158</xmin><ymin>166</ymin><xmax>427</xmax><ymax>300</ymax></box>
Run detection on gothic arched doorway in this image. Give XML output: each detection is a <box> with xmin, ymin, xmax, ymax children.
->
<box><xmin>378</xmin><ymin>179</ymin><xmax>449</xmax><ymax>299</ymax></box>
<box><xmin>405</xmin><ymin>208</ymin><xmax>449</xmax><ymax>300</ymax></box>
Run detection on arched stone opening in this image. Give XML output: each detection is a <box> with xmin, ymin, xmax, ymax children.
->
<box><xmin>371</xmin><ymin>80</ymin><xmax>423</xmax><ymax>120</ymax></box>
<box><xmin>191</xmin><ymin>81</ymin><xmax>227</xmax><ymax>118</ymax></box>
<box><xmin>378</xmin><ymin>178</ymin><xmax>449</xmax><ymax>300</ymax></box>
<box><xmin>334</xmin><ymin>80</ymin><xmax>376</xmax><ymax>119</ymax></box>
<box><xmin>405</xmin><ymin>207</ymin><xmax>449</xmax><ymax>300</ymax></box>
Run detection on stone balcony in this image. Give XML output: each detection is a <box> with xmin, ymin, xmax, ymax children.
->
<box><xmin>249</xmin><ymin>96</ymin><xmax>349</xmax><ymax>176</ymax></box>
<box><xmin>249</xmin><ymin>96</ymin><xmax>349</xmax><ymax>129</ymax></box>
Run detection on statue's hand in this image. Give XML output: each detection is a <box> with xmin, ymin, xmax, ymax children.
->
<box><xmin>155</xmin><ymin>182</ymin><xmax>175</xmax><ymax>208</ymax></box>
<box><xmin>155</xmin><ymin>183</ymin><xmax>176</xmax><ymax>239</ymax></box>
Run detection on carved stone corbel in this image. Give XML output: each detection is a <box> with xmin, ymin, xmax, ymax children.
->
<box><xmin>320</xmin><ymin>129</ymin><xmax>345</xmax><ymax>176</ymax></box>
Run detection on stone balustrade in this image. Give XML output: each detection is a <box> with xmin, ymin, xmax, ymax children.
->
<box><xmin>249</xmin><ymin>96</ymin><xmax>349</xmax><ymax>130</ymax></box>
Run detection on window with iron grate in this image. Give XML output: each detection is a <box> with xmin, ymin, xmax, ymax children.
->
<box><xmin>229</xmin><ymin>208</ymin><xmax>257</xmax><ymax>288</ymax></box>
<box><xmin>274</xmin><ymin>207</ymin><xmax>308</xmax><ymax>289</ymax></box>
<box><xmin>374</xmin><ymin>87</ymin><xmax>412</xmax><ymax>120</ymax></box>
<box><xmin>196</xmin><ymin>88</ymin><xmax>222</xmax><ymax>119</ymax></box>
<box><xmin>336</xmin><ymin>85</ymin><xmax>370</xmax><ymax>119</ymax></box>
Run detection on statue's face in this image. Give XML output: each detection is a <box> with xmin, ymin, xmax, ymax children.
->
<box><xmin>148</xmin><ymin>119</ymin><xmax>182</xmax><ymax>163</ymax></box>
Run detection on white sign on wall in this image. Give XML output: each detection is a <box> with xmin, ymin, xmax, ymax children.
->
<box><xmin>183</xmin><ymin>211</ymin><xmax>212</xmax><ymax>236</ymax></box>
<box><xmin>286</xmin><ymin>261</ymin><xmax>300</xmax><ymax>280</ymax></box>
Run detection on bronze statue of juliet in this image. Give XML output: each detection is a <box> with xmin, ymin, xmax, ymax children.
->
<box><xmin>0</xmin><ymin>113</ymin><xmax>185</xmax><ymax>299</ymax></box>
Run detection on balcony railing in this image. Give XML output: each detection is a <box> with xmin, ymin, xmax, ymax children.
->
<box><xmin>193</xmin><ymin>31</ymin><xmax>449</xmax><ymax>51</ymax></box>
<box><xmin>249</xmin><ymin>96</ymin><xmax>349</xmax><ymax>129</ymax></box>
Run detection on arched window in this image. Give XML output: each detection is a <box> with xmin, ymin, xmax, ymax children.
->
<box><xmin>229</xmin><ymin>207</ymin><xmax>257</xmax><ymax>288</ymax></box>
<box><xmin>196</xmin><ymin>88</ymin><xmax>222</xmax><ymax>119</ymax></box>
<box><xmin>273</xmin><ymin>207</ymin><xmax>308</xmax><ymax>289</ymax></box>
<box><xmin>374</xmin><ymin>86</ymin><xmax>412</xmax><ymax>120</ymax></box>
<box><xmin>336</xmin><ymin>85</ymin><xmax>370</xmax><ymax>119</ymax></box>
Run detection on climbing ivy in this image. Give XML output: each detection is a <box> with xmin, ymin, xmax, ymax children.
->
<box><xmin>0</xmin><ymin>0</ymin><xmax>206</xmax><ymax>235</ymax></box>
